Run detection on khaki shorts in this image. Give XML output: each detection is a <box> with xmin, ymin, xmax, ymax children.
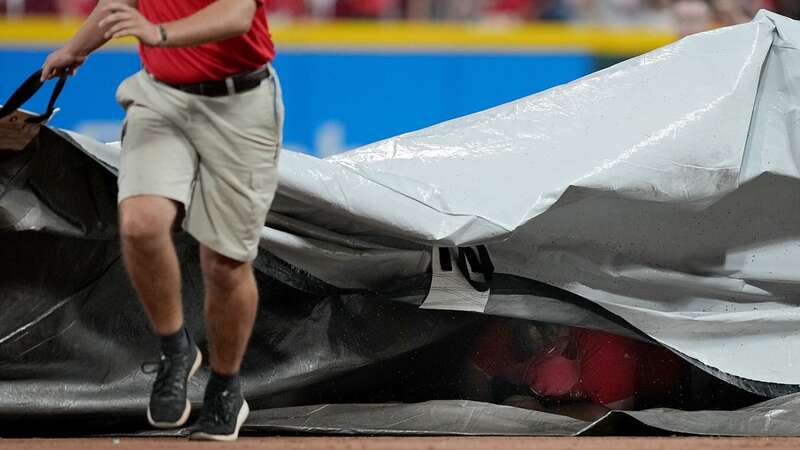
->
<box><xmin>116</xmin><ymin>68</ymin><xmax>283</xmax><ymax>262</ymax></box>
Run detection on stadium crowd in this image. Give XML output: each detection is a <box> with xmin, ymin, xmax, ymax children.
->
<box><xmin>2</xmin><ymin>0</ymin><xmax>798</xmax><ymax>31</ymax></box>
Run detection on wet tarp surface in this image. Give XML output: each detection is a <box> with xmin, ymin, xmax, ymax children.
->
<box><xmin>243</xmin><ymin>395</ymin><xmax>800</xmax><ymax>437</ymax></box>
<box><xmin>4</xmin><ymin>10</ymin><xmax>800</xmax><ymax>436</ymax></box>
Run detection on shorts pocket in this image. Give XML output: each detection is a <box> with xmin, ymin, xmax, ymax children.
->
<box><xmin>249</xmin><ymin>170</ymin><xmax>277</xmax><ymax>216</ymax></box>
<box><xmin>241</xmin><ymin>169</ymin><xmax>277</xmax><ymax>250</ymax></box>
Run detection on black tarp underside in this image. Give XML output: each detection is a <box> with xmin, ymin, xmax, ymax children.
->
<box><xmin>3</xmin><ymin>129</ymin><xmax>800</xmax><ymax>436</ymax></box>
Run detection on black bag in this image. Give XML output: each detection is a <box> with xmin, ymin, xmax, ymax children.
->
<box><xmin>0</xmin><ymin>69</ymin><xmax>66</xmax><ymax>151</ymax></box>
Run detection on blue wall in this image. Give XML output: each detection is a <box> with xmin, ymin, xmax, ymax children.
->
<box><xmin>0</xmin><ymin>47</ymin><xmax>592</xmax><ymax>156</ymax></box>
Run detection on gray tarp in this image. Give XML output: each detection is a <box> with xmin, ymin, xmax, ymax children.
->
<box><xmin>73</xmin><ymin>9</ymin><xmax>800</xmax><ymax>392</ymax></box>
<box><xmin>4</xmin><ymin>10</ymin><xmax>800</xmax><ymax>436</ymax></box>
<box><xmin>243</xmin><ymin>395</ymin><xmax>800</xmax><ymax>437</ymax></box>
<box><xmin>264</xmin><ymin>9</ymin><xmax>800</xmax><ymax>392</ymax></box>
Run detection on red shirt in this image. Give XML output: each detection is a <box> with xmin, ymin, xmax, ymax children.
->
<box><xmin>139</xmin><ymin>0</ymin><xmax>276</xmax><ymax>84</ymax></box>
<box><xmin>473</xmin><ymin>324</ymin><xmax>686</xmax><ymax>406</ymax></box>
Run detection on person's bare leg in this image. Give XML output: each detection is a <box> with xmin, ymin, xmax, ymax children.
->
<box><xmin>191</xmin><ymin>246</ymin><xmax>255</xmax><ymax>440</ymax></box>
<box><xmin>119</xmin><ymin>195</ymin><xmax>183</xmax><ymax>335</ymax></box>
<box><xmin>121</xmin><ymin>195</ymin><xmax>200</xmax><ymax>429</ymax></box>
<box><xmin>200</xmin><ymin>245</ymin><xmax>258</xmax><ymax>374</ymax></box>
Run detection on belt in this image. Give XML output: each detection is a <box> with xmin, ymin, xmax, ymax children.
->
<box><xmin>159</xmin><ymin>66</ymin><xmax>271</xmax><ymax>97</ymax></box>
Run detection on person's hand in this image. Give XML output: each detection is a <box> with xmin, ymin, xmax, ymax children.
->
<box><xmin>98</xmin><ymin>2</ymin><xmax>161</xmax><ymax>46</ymax></box>
<box><xmin>41</xmin><ymin>47</ymin><xmax>87</xmax><ymax>81</ymax></box>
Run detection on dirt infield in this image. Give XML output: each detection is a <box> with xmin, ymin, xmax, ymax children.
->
<box><xmin>2</xmin><ymin>437</ymin><xmax>798</xmax><ymax>450</ymax></box>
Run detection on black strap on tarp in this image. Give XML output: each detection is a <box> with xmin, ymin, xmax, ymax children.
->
<box><xmin>0</xmin><ymin>69</ymin><xmax>67</xmax><ymax>124</ymax></box>
<box><xmin>438</xmin><ymin>245</ymin><xmax>494</xmax><ymax>292</ymax></box>
<box><xmin>437</xmin><ymin>246</ymin><xmax>495</xmax><ymax>293</ymax></box>
<box><xmin>455</xmin><ymin>245</ymin><xmax>494</xmax><ymax>293</ymax></box>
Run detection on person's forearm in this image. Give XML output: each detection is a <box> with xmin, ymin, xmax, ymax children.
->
<box><xmin>65</xmin><ymin>0</ymin><xmax>133</xmax><ymax>55</ymax></box>
<box><xmin>160</xmin><ymin>0</ymin><xmax>256</xmax><ymax>48</ymax></box>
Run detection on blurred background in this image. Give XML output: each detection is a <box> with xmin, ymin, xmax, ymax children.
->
<box><xmin>1</xmin><ymin>0</ymin><xmax>798</xmax><ymax>156</ymax></box>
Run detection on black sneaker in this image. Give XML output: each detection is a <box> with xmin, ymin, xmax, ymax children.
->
<box><xmin>142</xmin><ymin>345</ymin><xmax>202</xmax><ymax>428</ymax></box>
<box><xmin>190</xmin><ymin>383</ymin><xmax>250</xmax><ymax>441</ymax></box>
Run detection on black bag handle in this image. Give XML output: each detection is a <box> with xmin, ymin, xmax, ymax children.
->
<box><xmin>0</xmin><ymin>69</ymin><xmax>67</xmax><ymax>124</ymax></box>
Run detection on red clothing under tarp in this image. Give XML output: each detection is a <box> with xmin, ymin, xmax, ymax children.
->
<box><xmin>473</xmin><ymin>323</ymin><xmax>686</xmax><ymax>405</ymax></box>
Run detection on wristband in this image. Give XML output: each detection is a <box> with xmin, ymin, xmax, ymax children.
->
<box><xmin>157</xmin><ymin>25</ymin><xmax>168</xmax><ymax>47</ymax></box>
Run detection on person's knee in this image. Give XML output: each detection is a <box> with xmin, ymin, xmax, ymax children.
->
<box><xmin>119</xmin><ymin>197</ymin><xmax>176</xmax><ymax>244</ymax></box>
<box><xmin>202</xmin><ymin>249</ymin><xmax>250</xmax><ymax>291</ymax></box>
